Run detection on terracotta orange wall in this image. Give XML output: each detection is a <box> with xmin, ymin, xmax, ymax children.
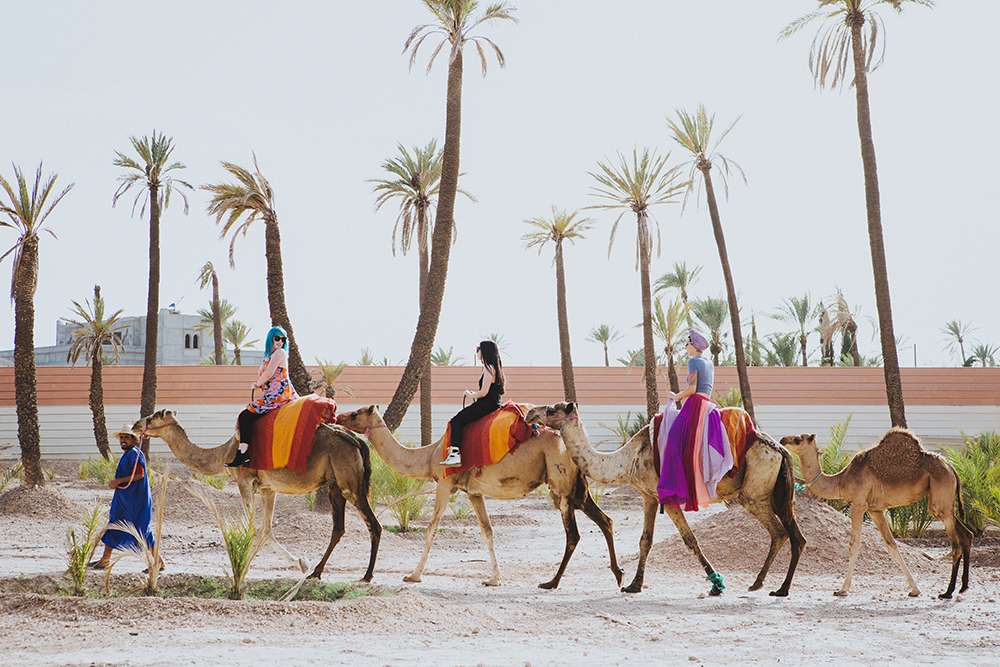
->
<box><xmin>1</xmin><ymin>366</ymin><xmax>998</xmax><ymax>407</ymax></box>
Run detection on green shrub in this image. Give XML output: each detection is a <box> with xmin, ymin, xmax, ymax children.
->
<box><xmin>369</xmin><ymin>451</ymin><xmax>426</xmax><ymax>532</ymax></box>
<box><xmin>193</xmin><ymin>473</ymin><xmax>228</xmax><ymax>490</ymax></box>
<box><xmin>192</xmin><ymin>483</ymin><xmax>265</xmax><ymax>600</ymax></box>
<box><xmin>65</xmin><ymin>505</ymin><xmax>102</xmax><ymax>596</ymax></box>
<box><xmin>79</xmin><ymin>456</ymin><xmax>119</xmax><ymax>485</ymax></box>
<box><xmin>305</xmin><ymin>492</ymin><xmax>317</xmax><ymax>512</ymax></box>
<box><xmin>713</xmin><ymin>387</ymin><xmax>742</xmax><ymax>408</ymax></box>
<box><xmin>888</xmin><ymin>498</ymin><xmax>933</xmax><ymax>538</ymax></box>
<box><xmin>946</xmin><ymin>432</ymin><xmax>1000</xmax><ymax>533</ymax></box>
<box><xmin>607</xmin><ymin>412</ymin><xmax>648</xmax><ymax>444</ymax></box>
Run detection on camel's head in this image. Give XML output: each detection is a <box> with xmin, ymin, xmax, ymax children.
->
<box><xmin>779</xmin><ymin>433</ymin><xmax>817</xmax><ymax>456</ymax></box>
<box><xmin>336</xmin><ymin>405</ymin><xmax>382</xmax><ymax>434</ymax></box>
<box><xmin>133</xmin><ymin>409</ymin><xmax>178</xmax><ymax>438</ymax></box>
<box><xmin>525</xmin><ymin>401</ymin><xmax>579</xmax><ymax>430</ymax></box>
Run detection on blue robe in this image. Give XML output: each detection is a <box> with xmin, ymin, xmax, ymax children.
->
<box><xmin>101</xmin><ymin>446</ymin><xmax>155</xmax><ymax>550</ymax></box>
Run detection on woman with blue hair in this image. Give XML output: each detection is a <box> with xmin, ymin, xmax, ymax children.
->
<box><xmin>227</xmin><ymin>325</ymin><xmax>299</xmax><ymax>467</ymax></box>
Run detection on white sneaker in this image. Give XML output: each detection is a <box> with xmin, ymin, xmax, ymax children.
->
<box><xmin>442</xmin><ymin>446</ymin><xmax>462</xmax><ymax>467</ymax></box>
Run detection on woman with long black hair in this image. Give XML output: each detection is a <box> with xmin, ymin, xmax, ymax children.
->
<box><xmin>442</xmin><ymin>340</ymin><xmax>505</xmax><ymax>467</ymax></box>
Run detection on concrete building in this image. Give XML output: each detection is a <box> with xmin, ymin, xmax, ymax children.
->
<box><xmin>0</xmin><ymin>307</ymin><xmax>264</xmax><ymax>367</ymax></box>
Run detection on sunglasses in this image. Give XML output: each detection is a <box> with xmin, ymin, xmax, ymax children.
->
<box><xmin>273</xmin><ymin>336</ymin><xmax>286</xmax><ymax>341</ymax></box>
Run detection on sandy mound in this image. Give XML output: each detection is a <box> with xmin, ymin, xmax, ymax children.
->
<box><xmin>0</xmin><ymin>485</ymin><xmax>85</xmax><ymax>521</ymax></box>
<box><xmin>644</xmin><ymin>496</ymin><xmax>942</xmax><ymax>577</ymax></box>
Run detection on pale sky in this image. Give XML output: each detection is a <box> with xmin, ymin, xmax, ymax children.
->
<box><xmin>2</xmin><ymin>1</ymin><xmax>997</xmax><ymax>368</ymax></box>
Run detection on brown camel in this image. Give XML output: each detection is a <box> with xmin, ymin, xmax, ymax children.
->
<box><xmin>780</xmin><ymin>429</ymin><xmax>974</xmax><ymax>599</ymax></box>
<box><xmin>133</xmin><ymin>409</ymin><xmax>381</xmax><ymax>582</ymax></box>
<box><xmin>336</xmin><ymin>405</ymin><xmax>623</xmax><ymax>589</ymax></box>
<box><xmin>526</xmin><ymin>402</ymin><xmax>805</xmax><ymax>597</ymax></box>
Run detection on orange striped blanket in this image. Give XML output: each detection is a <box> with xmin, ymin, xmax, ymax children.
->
<box><xmin>248</xmin><ymin>395</ymin><xmax>338</xmax><ymax>473</ymax></box>
<box><xmin>439</xmin><ymin>402</ymin><xmax>535</xmax><ymax>477</ymax></box>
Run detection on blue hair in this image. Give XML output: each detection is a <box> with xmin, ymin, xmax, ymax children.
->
<box><xmin>264</xmin><ymin>326</ymin><xmax>288</xmax><ymax>359</ymax></box>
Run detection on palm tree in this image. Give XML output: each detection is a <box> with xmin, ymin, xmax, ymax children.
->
<box><xmin>969</xmin><ymin>343</ymin><xmax>998</xmax><ymax>368</ymax></box>
<box><xmin>781</xmin><ymin>1</ymin><xmax>933</xmax><ymax>428</ymax></box>
<box><xmin>652</xmin><ymin>297</ymin><xmax>688</xmax><ymax>393</ymax></box>
<box><xmin>0</xmin><ymin>164</ymin><xmax>73</xmax><ymax>487</ymax></box>
<box><xmin>836</xmin><ymin>290</ymin><xmax>863</xmax><ymax>366</ymax></box>
<box><xmin>314</xmin><ymin>358</ymin><xmax>351</xmax><ymax>399</ymax></box>
<box><xmin>202</xmin><ymin>155</ymin><xmax>311</xmax><ymax>394</ymax></box>
<box><xmin>587</xmin><ymin>324</ymin><xmax>623</xmax><ymax>367</ymax></box>
<box><xmin>523</xmin><ymin>207</ymin><xmax>594</xmax><ymax>402</ymax></box>
<box><xmin>431</xmin><ymin>346</ymin><xmax>464</xmax><ymax>367</ymax></box>
<box><xmin>691</xmin><ymin>297</ymin><xmax>729</xmax><ymax>366</ymax></box>
<box><xmin>383</xmin><ymin>0</ymin><xmax>517</xmax><ymax>432</ymax></box>
<box><xmin>942</xmin><ymin>320</ymin><xmax>974</xmax><ymax>366</ymax></box>
<box><xmin>485</xmin><ymin>332</ymin><xmax>509</xmax><ymax>352</ymax></box>
<box><xmin>774</xmin><ymin>294</ymin><xmax>820</xmax><ymax>366</ymax></box>
<box><xmin>668</xmin><ymin>104</ymin><xmax>755</xmax><ymax>420</ymax></box>
<box><xmin>197</xmin><ymin>299</ymin><xmax>236</xmax><ymax>336</ymax></box>
<box><xmin>113</xmin><ymin>132</ymin><xmax>192</xmax><ymax>425</ymax></box>
<box><xmin>766</xmin><ymin>333</ymin><xmax>800</xmax><ymax>367</ymax></box>
<box><xmin>65</xmin><ymin>285</ymin><xmax>124</xmax><ymax>460</ymax></box>
<box><xmin>588</xmin><ymin>149</ymin><xmax>688</xmax><ymax>418</ymax></box>
<box><xmin>197</xmin><ymin>262</ymin><xmax>225</xmax><ymax>365</ymax></box>
<box><xmin>748</xmin><ymin>314</ymin><xmax>763</xmax><ymax>366</ymax></box>
<box><xmin>817</xmin><ymin>303</ymin><xmax>838</xmax><ymax>367</ymax></box>
<box><xmin>654</xmin><ymin>261</ymin><xmax>702</xmax><ymax>324</ymax></box>
<box><xmin>617</xmin><ymin>349</ymin><xmax>645</xmax><ymax>367</ymax></box>
<box><xmin>223</xmin><ymin>320</ymin><xmax>257</xmax><ymax>366</ymax></box>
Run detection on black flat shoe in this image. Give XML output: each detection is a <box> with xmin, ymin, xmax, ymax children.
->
<box><xmin>87</xmin><ymin>560</ymin><xmax>109</xmax><ymax>570</ymax></box>
<box><xmin>225</xmin><ymin>450</ymin><xmax>252</xmax><ymax>468</ymax></box>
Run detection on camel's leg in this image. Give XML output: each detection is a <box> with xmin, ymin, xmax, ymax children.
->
<box><xmin>932</xmin><ymin>489</ymin><xmax>973</xmax><ymax>598</ymax></box>
<box><xmin>308</xmin><ymin>486</ymin><xmax>346</xmax><ymax>580</ymax></box>
<box><xmin>347</xmin><ymin>486</ymin><xmax>382</xmax><ymax>583</ymax></box>
<box><xmin>260</xmin><ymin>489</ymin><xmax>308</xmax><ymax>573</ymax></box>
<box><xmin>404</xmin><ymin>482</ymin><xmax>450</xmax><ymax>584</ymax></box>
<box><xmin>742</xmin><ymin>500</ymin><xmax>787</xmax><ymax>593</ymax></box>
<box><xmin>468</xmin><ymin>494</ymin><xmax>502</xmax><ymax>587</ymax></box>
<box><xmin>539</xmin><ymin>496</ymin><xmax>581</xmax><ymax>590</ymax></box>
<box><xmin>580</xmin><ymin>493</ymin><xmax>624</xmax><ymax>587</ymax></box>
<box><xmin>622</xmin><ymin>495</ymin><xmax>659</xmax><ymax>594</ymax></box>
<box><xmin>664</xmin><ymin>503</ymin><xmax>723</xmax><ymax>595</ymax></box>
<box><xmin>771</xmin><ymin>496</ymin><xmax>806</xmax><ymax>598</ymax></box>
<box><xmin>868</xmin><ymin>509</ymin><xmax>920</xmax><ymax>597</ymax></box>
<box><xmin>835</xmin><ymin>504</ymin><xmax>866</xmax><ymax>597</ymax></box>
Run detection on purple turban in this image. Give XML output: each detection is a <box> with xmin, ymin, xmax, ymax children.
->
<box><xmin>687</xmin><ymin>330</ymin><xmax>709</xmax><ymax>352</ymax></box>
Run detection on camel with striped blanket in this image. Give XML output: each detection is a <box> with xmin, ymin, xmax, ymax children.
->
<box><xmin>526</xmin><ymin>402</ymin><xmax>805</xmax><ymax>597</ymax></box>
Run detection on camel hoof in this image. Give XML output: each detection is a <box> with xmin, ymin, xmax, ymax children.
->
<box><xmin>403</xmin><ymin>574</ymin><xmax>422</xmax><ymax>583</ymax></box>
<box><xmin>538</xmin><ymin>580</ymin><xmax>559</xmax><ymax>590</ymax></box>
<box><xmin>959</xmin><ymin>585</ymin><xmax>969</xmax><ymax>594</ymax></box>
<box><xmin>769</xmin><ymin>589</ymin><xmax>789</xmax><ymax>598</ymax></box>
<box><xmin>359</xmin><ymin>574</ymin><xmax>373</xmax><ymax>583</ymax></box>
<box><xmin>708</xmin><ymin>587</ymin><xmax>723</xmax><ymax>597</ymax></box>
<box><xmin>482</xmin><ymin>577</ymin><xmax>501</xmax><ymax>587</ymax></box>
<box><xmin>307</xmin><ymin>570</ymin><xmax>322</xmax><ymax>580</ymax></box>
<box><xmin>748</xmin><ymin>582</ymin><xmax>763</xmax><ymax>592</ymax></box>
<box><xmin>908</xmin><ymin>590</ymin><xmax>921</xmax><ymax>598</ymax></box>
<box><xmin>612</xmin><ymin>568</ymin><xmax>624</xmax><ymax>587</ymax></box>
<box><xmin>937</xmin><ymin>592</ymin><xmax>953</xmax><ymax>600</ymax></box>
<box><xmin>833</xmin><ymin>590</ymin><xmax>849</xmax><ymax>597</ymax></box>
<box><xmin>621</xmin><ymin>582</ymin><xmax>642</xmax><ymax>594</ymax></box>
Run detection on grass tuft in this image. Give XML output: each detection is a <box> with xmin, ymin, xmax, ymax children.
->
<box><xmin>191</xmin><ymin>482</ymin><xmax>265</xmax><ymax>600</ymax></box>
<box><xmin>65</xmin><ymin>505</ymin><xmax>103</xmax><ymax>596</ymax></box>
<box><xmin>192</xmin><ymin>473</ymin><xmax>228</xmax><ymax>490</ymax></box>
<box><xmin>369</xmin><ymin>451</ymin><xmax>426</xmax><ymax>532</ymax></box>
<box><xmin>79</xmin><ymin>456</ymin><xmax>118</xmax><ymax>485</ymax></box>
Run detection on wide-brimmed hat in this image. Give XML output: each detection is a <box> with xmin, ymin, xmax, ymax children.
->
<box><xmin>112</xmin><ymin>425</ymin><xmax>140</xmax><ymax>442</ymax></box>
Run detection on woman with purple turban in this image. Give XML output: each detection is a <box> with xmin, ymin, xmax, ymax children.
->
<box><xmin>656</xmin><ymin>330</ymin><xmax>733</xmax><ymax>511</ymax></box>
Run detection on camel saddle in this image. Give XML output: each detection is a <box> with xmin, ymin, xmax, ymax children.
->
<box><xmin>439</xmin><ymin>402</ymin><xmax>535</xmax><ymax>477</ymax></box>
<box><xmin>248</xmin><ymin>395</ymin><xmax>338</xmax><ymax>473</ymax></box>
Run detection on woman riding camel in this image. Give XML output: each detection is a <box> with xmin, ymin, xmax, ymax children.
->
<box><xmin>442</xmin><ymin>340</ymin><xmax>505</xmax><ymax>467</ymax></box>
<box><xmin>227</xmin><ymin>325</ymin><xmax>299</xmax><ymax>468</ymax></box>
<box><xmin>657</xmin><ymin>329</ymin><xmax>733</xmax><ymax>511</ymax></box>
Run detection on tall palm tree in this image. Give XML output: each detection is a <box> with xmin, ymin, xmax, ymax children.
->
<box><xmin>65</xmin><ymin>285</ymin><xmax>124</xmax><ymax>460</ymax></box>
<box><xmin>942</xmin><ymin>320</ymin><xmax>973</xmax><ymax>366</ymax></box>
<box><xmin>197</xmin><ymin>262</ymin><xmax>225</xmax><ymax>365</ymax></box>
<box><xmin>431</xmin><ymin>346</ymin><xmax>464</xmax><ymax>367</ymax></box>
<box><xmin>383</xmin><ymin>0</ymin><xmax>517</xmax><ymax>431</ymax></box>
<box><xmin>223</xmin><ymin>320</ymin><xmax>257</xmax><ymax>366</ymax></box>
<box><xmin>970</xmin><ymin>343</ymin><xmax>998</xmax><ymax>368</ymax></box>
<box><xmin>835</xmin><ymin>290</ymin><xmax>863</xmax><ymax>366</ymax></box>
<box><xmin>817</xmin><ymin>303</ymin><xmax>838</xmax><ymax>367</ymax></box>
<box><xmin>668</xmin><ymin>105</ymin><xmax>755</xmax><ymax>420</ymax></box>
<box><xmin>523</xmin><ymin>207</ymin><xmax>594</xmax><ymax>402</ymax></box>
<box><xmin>766</xmin><ymin>333</ymin><xmax>800</xmax><ymax>367</ymax></box>
<box><xmin>202</xmin><ymin>155</ymin><xmax>310</xmax><ymax>394</ymax></box>
<box><xmin>748</xmin><ymin>314</ymin><xmax>763</xmax><ymax>366</ymax></box>
<box><xmin>774</xmin><ymin>294</ymin><xmax>820</xmax><ymax>366</ymax></box>
<box><xmin>781</xmin><ymin>1</ymin><xmax>933</xmax><ymax>428</ymax></box>
<box><xmin>587</xmin><ymin>324</ymin><xmax>622</xmax><ymax>367</ymax></box>
<box><xmin>654</xmin><ymin>261</ymin><xmax>702</xmax><ymax>323</ymax></box>
<box><xmin>314</xmin><ymin>358</ymin><xmax>351</xmax><ymax>399</ymax></box>
<box><xmin>113</xmin><ymin>132</ymin><xmax>192</xmax><ymax>426</ymax></box>
<box><xmin>371</xmin><ymin>141</ymin><xmax>474</xmax><ymax>445</ymax></box>
<box><xmin>0</xmin><ymin>164</ymin><xmax>73</xmax><ymax>487</ymax></box>
<box><xmin>588</xmin><ymin>149</ymin><xmax>688</xmax><ymax>418</ymax></box>
<box><xmin>197</xmin><ymin>298</ymin><xmax>236</xmax><ymax>335</ymax></box>
<box><xmin>691</xmin><ymin>297</ymin><xmax>729</xmax><ymax>366</ymax></box>
<box><xmin>617</xmin><ymin>348</ymin><xmax>645</xmax><ymax>368</ymax></box>
<box><xmin>652</xmin><ymin>297</ymin><xmax>688</xmax><ymax>393</ymax></box>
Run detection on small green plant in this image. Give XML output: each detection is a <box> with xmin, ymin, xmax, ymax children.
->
<box><xmin>369</xmin><ymin>451</ymin><xmax>426</xmax><ymax>532</ymax></box>
<box><xmin>449</xmin><ymin>495</ymin><xmax>470</xmax><ymax>519</ymax></box>
<box><xmin>305</xmin><ymin>491</ymin><xmax>317</xmax><ymax>511</ymax></box>
<box><xmin>888</xmin><ymin>498</ymin><xmax>933</xmax><ymax>538</ymax></box>
<box><xmin>65</xmin><ymin>505</ymin><xmax>103</xmax><ymax>596</ymax></box>
<box><xmin>589</xmin><ymin>481</ymin><xmax>606</xmax><ymax>502</ymax></box>
<box><xmin>193</xmin><ymin>473</ymin><xmax>228</xmax><ymax>490</ymax></box>
<box><xmin>607</xmin><ymin>412</ymin><xmax>648</xmax><ymax>444</ymax></box>
<box><xmin>946</xmin><ymin>432</ymin><xmax>1000</xmax><ymax>533</ymax></box>
<box><xmin>0</xmin><ymin>462</ymin><xmax>22</xmax><ymax>492</ymax></box>
<box><xmin>192</xmin><ymin>482</ymin><xmax>265</xmax><ymax>600</ymax></box>
<box><xmin>79</xmin><ymin>456</ymin><xmax>119</xmax><ymax>485</ymax></box>
<box><xmin>712</xmin><ymin>387</ymin><xmax>742</xmax><ymax>408</ymax></box>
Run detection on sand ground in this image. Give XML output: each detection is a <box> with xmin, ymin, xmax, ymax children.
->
<box><xmin>0</xmin><ymin>463</ymin><xmax>997</xmax><ymax>666</ymax></box>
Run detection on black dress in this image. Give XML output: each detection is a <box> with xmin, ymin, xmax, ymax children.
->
<box><xmin>448</xmin><ymin>372</ymin><xmax>504</xmax><ymax>450</ymax></box>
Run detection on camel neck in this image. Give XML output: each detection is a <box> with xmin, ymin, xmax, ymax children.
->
<box><xmin>158</xmin><ymin>423</ymin><xmax>234</xmax><ymax>476</ymax></box>
<box><xmin>797</xmin><ymin>447</ymin><xmax>844</xmax><ymax>500</ymax></box>
<box><xmin>365</xmin><ymin>422</ymin><xmax>438</xmax><ymax>480</ymax></box>
<box><xmin>561</xmin><ymin>420</ymin><xmax>635</xmax><ymax>486</ymax></box>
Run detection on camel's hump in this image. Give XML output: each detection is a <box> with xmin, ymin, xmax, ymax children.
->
<box><xmin>854</xmin><ymin>427</ymin><xmax>926</xmax><ymax>481</ymax></box>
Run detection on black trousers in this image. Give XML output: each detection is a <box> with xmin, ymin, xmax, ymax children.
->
<box><xmin>448</xmin><ymin>399</ymin><xmax>500</xmax><ymax>450</ymax></box>
<box><xmin>238</xmin><ymin>409</ymin><xmax>264</xmax><ymax>444</ymax></box>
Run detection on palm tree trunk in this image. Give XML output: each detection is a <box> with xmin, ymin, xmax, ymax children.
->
<box><xmin>90</xmin><ymin>352</ymin><xmax>110</xmax><ymax>460</ymax></box>
<box><xmin>384</xmin><ymin>50</ymin><xmax>464</xmax><ymax>431</ymax></box>
<box><xmin>13</xmin><ymin>236</ymin><xmax>43</xmax><ymax>487</ymax></box>
<box><xmin>211</xmin><ymin>273</ymin><xmax>223</xmax><ymax>365</ymax></box>
<box><xmin>417</xmin><ymin>206</ymin><xmax>432</xmax><ymax>447</ymax></box>
<box><xmin>554</xmin><ymin>242</ymin><xmax>577</xmax><ymax>402</ymax></box>
<box><xmin>263</xmin><ymin>218</ymin><xmax>311</xmax><ymax>395</ymax></box>
<box><xmin>666</xmin><ymin>350</ymin><xmax>680</xmax><ymax>394</ymax></box>
<box><xmin>850</xmin><ymin>16</ymin><xmax>906</xmax><ymax>428</ymax></box>
<box><xmin>701</xmin><ymin>169</ymin><xmax>755</xmax><ymax>421</ymax></box>
<box><xmin>603</xmin><ymin>343</ymin><xmax>609</xmax><ymax>367</ymax></box>
<box><xmin>637</xmin><ymin>213</ymin><xmax>659</xmax><ymax>419</ymax></box>
<box><xmin>958</xmin><ymin>341</ymin><xmax>966</xmax><ymax>367</ymax></box>
<box><xmin>140</xmin><ymin>184</ymin><xmax>160</xmax><ymax>441</ymax></box>
<box><xmin>234</xmin><ymin>348</ymin><xmax>242</xmax><ymax>365</ymax></box>
<box><xmin>800</xmin><ymin>332</ymin><xmax>808</xmax><ymax>367</ymax></box>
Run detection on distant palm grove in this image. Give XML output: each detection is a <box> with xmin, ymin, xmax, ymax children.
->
<box><xmin>4</xmin><ymin>0</ymin><xmax>993</xmax><ymax>485</ymax></box>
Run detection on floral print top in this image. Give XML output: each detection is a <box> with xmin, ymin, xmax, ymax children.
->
<box><xmin>248</xmin><ymin>348</ymin><xmax>299</xmax><ymax>414</ymax></box>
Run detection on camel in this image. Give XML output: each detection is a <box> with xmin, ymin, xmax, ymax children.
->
<box><xmin>526</xmin><ymin>402</ymin><xmax>805</xmax><ymax>597</ymax></box>
<box><xmin>780</xmin><ymin>429</ymin><xmax>974</xmax><ymax>599</ymax></box>
<box><xmin>132</xmin><ymin>409</ymin><xmax>381</xmax><ymax>582</ymax></box>
<box><xmin>336</xmin><ymin>405</ymin><xmax>623</xmax><ymax>589</ymax></box>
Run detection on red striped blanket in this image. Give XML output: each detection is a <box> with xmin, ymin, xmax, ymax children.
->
<box><xmin>439</xmin><ymin>402</ymin><xmax>534</xmax><ymax>477</ymax></box>
<box><xmin>248</xmin><ymin>395</ymin><xmax>338</xmax><ymax>473</ymax></box>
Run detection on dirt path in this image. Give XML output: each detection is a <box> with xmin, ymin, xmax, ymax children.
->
<box><xmin>1</xmin><ymin>472</ymin><xmax>997</xmax><ymax>665</ymax></box>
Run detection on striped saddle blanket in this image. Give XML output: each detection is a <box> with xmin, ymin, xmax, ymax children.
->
<box><xmin>248</xmin><ymin>395</ymin><xmax>338</xmax><ymax>473</ymax></box>
<box><xmin>439</xmin><ymin>402</ymin><xmax>535</xmax><ymax>477</ymax></box>
<box><xmin>652</xmin><ymin>405</ymin><xmax>756</xmax><ymax>482</ymax></box>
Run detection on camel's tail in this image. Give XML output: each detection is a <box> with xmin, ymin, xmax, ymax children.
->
<box><xmin>771</xmin><ymin>444</ymin><xmax>799</xmax><ymax>530</ymax></box>
<box><xmin>950</xmin><ymin>461</ymin><xmax>982</xmax><ymax>538</ymax></box>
